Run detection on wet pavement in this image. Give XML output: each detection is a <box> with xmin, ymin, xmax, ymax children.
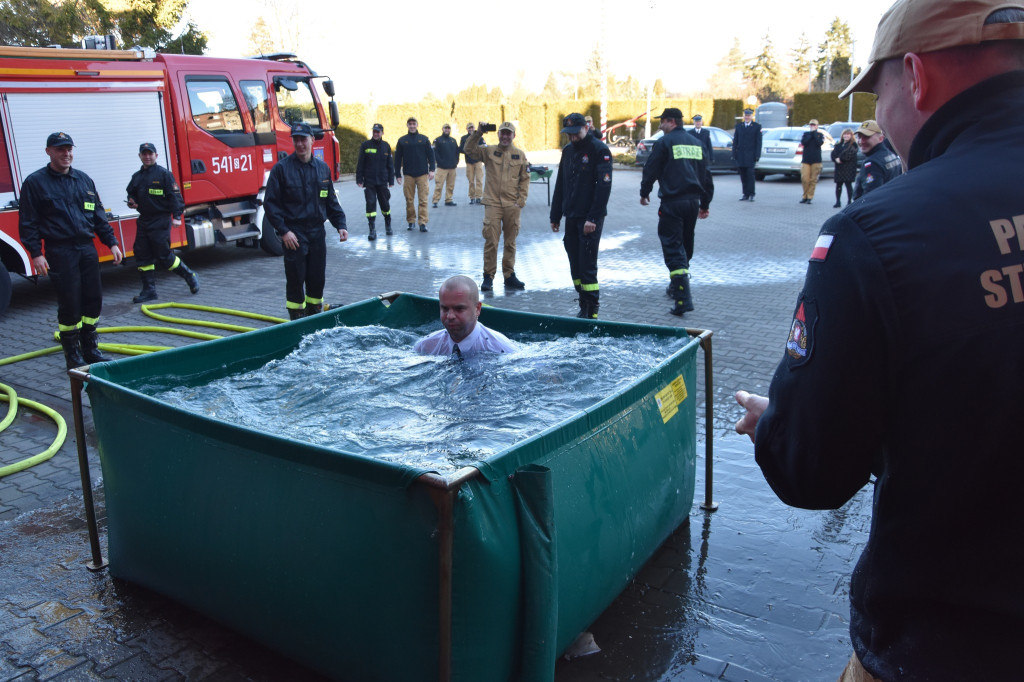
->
<box><xmin>0</xmin><ymin>160</ymin><xmax>871</xmax><ymax>681</ymax></box>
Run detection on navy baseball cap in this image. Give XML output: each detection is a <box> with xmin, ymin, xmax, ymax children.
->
<box><xmin>657</xmin><ymin>108</ymin><xmax>683</xmax><ymax>120</ymax></box>
<box><xmin>561</xmin><ymin>113</ymin><xmax>587</xmax><ymax>134</ymax></box>
<box><xmin>290</xmin><ymin>122</ymin><xmax>314</xmax><ymax>138</ymax></box>
<box><xmin>139</xmin><ymin>142</ymin><xmax>157</xmax><ymax>153</ymax></box>
<box><xmin>46</xmin><ymin>132</ymin><xmax>74</xmax><ymax>147</ymax></box>
<box><xmin>372</xmin><ymin>123</ymin><xmax>384</xmax><ymax>132</ymax></box>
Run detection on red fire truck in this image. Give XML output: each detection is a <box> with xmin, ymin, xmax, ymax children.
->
<box><xmin>0</xmin><ymin>45</ymin><xmax>341</xmax><ymax>308</ymax></box>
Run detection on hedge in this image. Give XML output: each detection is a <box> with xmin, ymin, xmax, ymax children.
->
<box><xmin>793</xmin><ymin>92</ymin><xmax>877</xmax><ymax>126</ymax></box>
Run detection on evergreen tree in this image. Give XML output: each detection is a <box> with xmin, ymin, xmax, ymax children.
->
<box><xmin>707</xmin><ymin>37</ymin><xmax>749</xmax><ymax>99</ymax></box>
<box><xmin>814</xmin><ymin>18</ymin><xmax>854</xmax><ymax>92</ymax></box>
<box><xmin>745</xmin><ymin>33</ymin><xmax>783</xmax><ymax>102</ymax></box>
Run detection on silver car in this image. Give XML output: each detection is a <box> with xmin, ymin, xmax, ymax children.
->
<box><xmin>755</xmin><ymin>127</ymin><xmax>835</xmax><ymax>180</ymax></box>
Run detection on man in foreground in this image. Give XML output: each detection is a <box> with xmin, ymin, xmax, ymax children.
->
<box><xmin>640</xmin><ymin>107</ymin><xmax>712</xmax><ymax>317</ymax></box>
<box><xmin>853</xmin><ymin>119</ymin><xmax>902</xmax><ymax>198</ymax></box>
<box><xmin>414</xmin><ymin>275</ymin><xmax>516</xmax><ymax>356</ymax></box>
<box><xmin>550</xmin><ymin>113</ymin><xmax>612</xmax><ymax>319</ymax></box>
<box><xmin>264</xmin><ymin>123</ymin><xmax>348</xmax><ymax>320</ymax></box>
<box><xmin>734</xmin><ymin>1</ymin><xmax>1024</xmax><ymax>679</ymax></box>
<box><xmin>19</xmin><ymin>132</ymin><xmax>123</xmax><ymax>368</ymax></box>
<box><xmin>463</xmin><ymin>122</ymin><xmax>530</xmax><ymax>293</ymax></box>
<box><xmin>126</xmin><ymin>142</ymin><xmax>198</xmax><ymax>302</ymax></box>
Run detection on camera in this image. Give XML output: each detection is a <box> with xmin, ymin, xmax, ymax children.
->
<box><xmin>479</xmin><ymin>123</ymin><xmax>497</xmax><ymax>133</ymax></box>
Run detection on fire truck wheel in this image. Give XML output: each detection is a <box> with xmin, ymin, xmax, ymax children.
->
<box><xmin>260</xmin><ymin>217</ymin><xmax>284</xmax><ymax>257</ymax></box>
<box><xmin>0</xmin><ymin>263</ymin><xmax>10</xmax><ymax>318</ymax></box>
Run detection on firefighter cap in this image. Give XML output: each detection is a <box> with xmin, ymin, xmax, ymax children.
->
<box><xmin>561</xmin><ymin>113</ymin><xmax>586</xmax><ymax>134</ymax></box>
<box><xmin>657</xmin><ymin>108</ymin><xmax>684</xmax><ymax>120</ymax></box>
<box><xmin>498</xmin><ymin>121</ymin><xmax>516</xmax><ymax>134</ymax></box>
<box><xmin>841</xmin><ymin>0</ymin><xmax>1024</xmax><ymax>98</ymax></box>
<box><xmin>372</xmin><ymin>123</ymin><xmax>384</xmax><ymax>132</ymax></box>
<box><xmin>856</xmin><ymin>120</ymin><xmax>884</xmax><ymax>137</ymax></box>
<box><xmin>692</xmin><ymin>114</ymin><xmax>703</xmax><ymax>121</ymax></box>
<box><xmin>139</xmin><ymin>142</ymin><xmax>157</xmax><ymax>153</ymax></box>
<box><xmin>46</xmin><ymin>132</ymin><xmax>74</xmax><ymax>148</ymax></box>
<box><xmin>290</xmin><ymin>122</ymin><xmax>313</xmax><ymax>138</ymax></box>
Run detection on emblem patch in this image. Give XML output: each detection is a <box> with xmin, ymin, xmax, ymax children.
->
<box><xmin>582</xmin><ymin>155</ymin><xmax>589</xmax><ymax>164</ymax></box>
<box><xmin>786</xmin><ymin>298</ymin><xmax>817</xmax><ymax>367</ymax></box>
<box><xmin>810</xmin><ymin>234</ymin><xmax>834</xmax><ymax>262</ymax></box>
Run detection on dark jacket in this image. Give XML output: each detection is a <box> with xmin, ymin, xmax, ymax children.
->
<box><xmin>394</xmin><ymin>133</ymin><xmax>436</xmax><ymax>177</ymax></box>
<box><xmin>800</xmin><ymin>130</ymin><xmax>825</xmax><ymax>164</ymax></box>
<box><xmin>688</xmin><ymin>127</ymin><xmax>713</xmax><ymax>163</ymax></box>
<box><xmin>753</xmin><ymin>70</ymin><xmax>1024</xmax><ymax>681</ymax></box>
<box><xmin>639</xmin><ymin>126</ymin><xmax>712</xmax><ymax>210</ymax></box>
<box><xmin>432</xmin><ymin>134</ymin><xmax>459</xmax><ymax>169</ymax></box>
<box><xmin>830</xmin><ymin>140</ymin><xmax>858</xmax><ymax>184</ymax></box>
<box><xmin>19</xmin><ymin>165</ymin><xmax>118</xmax><ymax>257</ymax></box>
<box><xmin>126</xmin><ymin>163</ymin><xmax>185</xmax><ymax>231</ymax></box>
<box><xmin>731</xmin><ymin>120</ymin><xmax>762</xmax><ymax>167</ymax></box>
<box><xmin>264</xmin><ymin>154</ymin><xmax>346</xmax><ymax>236</ymax></box>
<box><xmin>549</xmin><ymin>136</ymin><xmax>613</xmax><ymax>224</ymax></box>
<box><xmin>355</xmin><ymin>138</ymin><xmax>395</xmax><ymax>186</ymax></box>
<box><xmin>853</xmin><ymin>143</ymin><xmax>902</xmax><ymax>198</ymax></box>
<box><xmin>459</xmin><ymin>133</ymin><xmax>482</xmax><ymax>164</ymax></box>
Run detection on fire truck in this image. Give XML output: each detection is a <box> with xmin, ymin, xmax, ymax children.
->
<box><xmin>0</xmin><ymin>45</ymin><xmax>341</xmax><ymax>309</ymax></box>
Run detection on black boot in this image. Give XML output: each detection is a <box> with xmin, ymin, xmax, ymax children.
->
<box><xmin>481</xmin><ymin>274</ymin><xmax>493</xmax><ymax>292</ymax></box>
<box><xmin>174</xmin><ymin>262</ymin><xmax>200</xmax><ymax>294</ymax></box>
<box><xmin>368</xmin><ymin>218</ymin><xmax>377</xmax><ymax>241</ymax></box>
<box><xmin>384</xmin><ymin>216</ymin><xmax>393</xmax><ymax>236</ymax></box>
<box><xmin>287</xmin><ymin>307</ymin><xmax>305</xmax><ymax>320</ymax></box>
<box><xmin>132</xmin><ymin>271</ymin><xmax>158</xmax><ymax>303</ymax></box>
<box><xmin>305</xmin><ymin>303</ymin><xmax>323</xmax><ymax>316</ymax></box>
<box><xmin>80</xmin><ymin>325</ymin><xmax>112</xmax><ymax>364</ymax></box>
<box><xmin>576</xmin><ymin>299</ymin><xmax>599</xmax><ymax>320</ymax></box>
<box><xmin>59</xmin><ymin>330</ymin><xmax>86</xmax><ymax>370</ymax></box>
<box><xmin>669</xmin><ymin>274</ymin><xmax>695</xmax><ymax>316</ymax></box>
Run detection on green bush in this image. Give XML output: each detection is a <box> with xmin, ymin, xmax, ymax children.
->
<box><xmin>793</xmin><ymin>92</ymin><xmax>877</xmax><ymax>126</ymax></box>
<box><xmin>711</xmin><ymin>100</ymin><xmax>744</xmax><ymax>130</ymax></box>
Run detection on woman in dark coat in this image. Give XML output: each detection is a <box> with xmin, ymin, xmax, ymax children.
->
<box><xmin>831</xmin><ymin>128</ymin><xmax>858</xmax><ymax>207</ymax></box>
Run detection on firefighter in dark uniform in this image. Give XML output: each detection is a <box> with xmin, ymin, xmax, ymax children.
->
<box><xmin>735</xmin><ymin>2</ymin><xmax>1024</xmax><ymax>680</ymax></box>
<box><xmin>125</xmin><ymin>142</ymin><xmax>198</xmax><ymax>303</ymax></box>
<box><xmin>640</xmin><ymin>107</ymin><xmax>712</xmax><ymax>316</ymax></box>
<box><xmin>550</xmin><ymin>113</ymin><xmax>612</xmax><ymax>319</ymax></box>
<box><xmin>18</xmin><ymin>132</ymin><xmax>124</xmax><ymax>368</ymax></box>
<box><xmin>263</xmin><ymin>123</ymin><xmax>348</xmax><ymax>320</ymax></box>
<box><xmin>355</xmin><ymin>123</ymin><xmax>394</xmax><ymax>241</ymax></box>
<box><xmin>853</xmin><ymin>119</ymin><xmax>902</xmax><ymax>199</ymax></box>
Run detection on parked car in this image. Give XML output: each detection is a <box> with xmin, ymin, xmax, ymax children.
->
<box><xmin>635</xmin><ymin>126</ymin><xmax>735</xmax><ymax>172</ymax></box>
<box><xmin>755</xmin><ymin>126</ymin><xmax>836</xmax><ymax>180</ymax></box>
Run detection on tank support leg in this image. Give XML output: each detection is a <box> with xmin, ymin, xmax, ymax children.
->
<box><xmin>70</xmin><ymin>369</ymin><xmax>108</xmax><ymax>571</ymax></box>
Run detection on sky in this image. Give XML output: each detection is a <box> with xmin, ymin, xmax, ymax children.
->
<box><xmin>184</xmin><ymin>0</ymin><xmax>899</xmax><ymax>104</ymax></box>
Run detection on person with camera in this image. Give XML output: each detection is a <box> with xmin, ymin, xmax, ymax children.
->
<box><xmin>459</xmin><ymin>123</ymin><xmax>485</xmax><ymax>205</ymax></box>
<box><xmin>432</xmin><ymin>124</ymin><xmax>459</xmax><ymax>208</ymax></box>
<box><xmin>799</xmin><ymin>119</ymin><xmax>825</xmax><ymax>204</ymax></box>
<box><xmin>550</xmin><ymin>113</ymin><xmax>612</xmax><ymax>320</ymax></box>
<box><xmin>463</xmin><ymin>121</ymin><xmax>531</xmax><ymax>292</ymax></box>
<box><xmin>394</xmin><ymin>116</ymin><xmax>436</xmax><ymax>232</ymax></box>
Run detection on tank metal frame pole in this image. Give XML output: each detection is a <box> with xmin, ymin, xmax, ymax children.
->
<box><xmin>69</xmin><ymin>368</ymin><xmax>108</xmax><ymax>571</ymax></box>
<box><xmin>688</xmin><ymin>329</ymin><xmax>718</xmax><ymax>512</ymax></box>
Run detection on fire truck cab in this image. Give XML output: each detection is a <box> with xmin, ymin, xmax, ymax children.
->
<box><xmin>0</xmin><ymin>45</ymin><xmax>341</xmax><ymax>309</ymax></box>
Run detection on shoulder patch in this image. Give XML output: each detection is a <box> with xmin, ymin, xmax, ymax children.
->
<box><xmin>786</xmin><ymin>298</ymin><xmax>817</xmax><ymax>367</ymax></box>
<box><xmin>809</xmin><ymin>234</ymin><xmax>834</xmax><ymax>262</ymax></box>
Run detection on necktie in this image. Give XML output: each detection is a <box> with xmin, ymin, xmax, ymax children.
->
<box><xmin>452</xmin><ymin>343</ymin><xmax>461</xmax><ymax>358</ymax></box>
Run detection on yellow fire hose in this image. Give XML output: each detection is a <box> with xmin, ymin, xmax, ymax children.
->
<box><xmin>0</xmin><ymin>302</ymin><xmax>288</xmax><ymax>477</ymax></box>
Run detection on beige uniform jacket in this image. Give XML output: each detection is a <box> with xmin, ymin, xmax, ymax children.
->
<box><xmin>463</xmin><ymin>131</ymin><xmax>530</xmax><ymax>208</ymax></box>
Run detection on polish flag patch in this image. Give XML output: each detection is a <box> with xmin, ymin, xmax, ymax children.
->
<box><xmin>810</xmin><ymin>234</ymin><xmax>834</xmax><ymax>262</ymax></box>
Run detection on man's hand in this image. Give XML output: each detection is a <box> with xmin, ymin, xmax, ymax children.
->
<box><xmin>396</xmin><ymin>177</ymin><xmax>403</xmax><ymax>185</ymax></box>
<box><xmin>32</xmin><ymin>254</ymin><xmax>49</xmax><ymax>276</ymax></box>
<box><xmin>282</xmin><ymin>231</ymin><xmax>299</xmax><ymax>250</ymax></box>
<box><xmin>699</xmin><ymin>209</ymin><xmax>710</xmax><ymax>220</ymax></box>
<box><xmin>111</xmin><ymin>245</ymin><xmax>123</xmax><ymax>265</ymax></box>
<box><xmin>583</xmin><ymin>220</ymin><xmax>597</xmax><ymax>234</ymax></box>
<box><xmin>734</xmin><ymin>390</ymin><xmax>769</xmax><ymax>443</ymax></box>
<box><xmin>428</xmin><ymin>171</ymin><xmax>435</xmax><ymax>181</ymax></box>
<box><xmin>357</xmin><ymin>182</ymin><xmax>363</xmax><ymax>188</ymax></box>
<box><xmin>127</xmin><ymin>198</ymin><xmax>137</xmax><ymax>209</ymax></box>
<box><xmin>641</xmin><ymin>197</ymin><xmax>650</xmax><ymax>206</ymax></box>
<box><xmin>338</xmin><ymin>229</ymin><xmax>348</xmax><ymax>242</ymax></box>
<box><xmin>551</xmin><ymin>222</ymin><xmax>560</xmax><ymax>233</ymax></box>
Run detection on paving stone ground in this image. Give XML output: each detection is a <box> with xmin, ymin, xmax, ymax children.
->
<box><xmin>0</xmin><ymin>162</ymin><xmax>869</xmax><ymax>681</ymax></box>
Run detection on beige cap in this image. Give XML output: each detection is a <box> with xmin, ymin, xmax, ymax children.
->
<box><xmin>498</xmin><ymin>121</ymin><xmax>516</xmax><ymax>133</ymax></box>
<box><xmin>856</xmin><ymin>120</ymin><xmax>884</xmax><ymax>137</ymax></box>
<box><xmin>808</xmin><ymin>119</ymin><xmax>819</xmax><ymax>125</ymax></box>
<box><xmin>841</xmin><ymin>0</ymin><xmax>1024</xmax><ymax>98</ymax></box>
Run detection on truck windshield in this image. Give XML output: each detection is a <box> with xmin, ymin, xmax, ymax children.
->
<box><xmin>275</xmin><ymin>78</ymin><xmax>320</xmax><ymax>128</ymax></box>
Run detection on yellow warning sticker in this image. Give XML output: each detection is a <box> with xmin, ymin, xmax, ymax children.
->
<box><xmin>655</xmin><ymin>375</ymin><xmax>688</xmax><ymax>423</ymax></box>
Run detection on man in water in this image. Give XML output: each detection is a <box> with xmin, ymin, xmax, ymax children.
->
<box><xmin>415</xmin><ymin>275</ymin><xmax>516</xmax><ymax>356</ymax></box>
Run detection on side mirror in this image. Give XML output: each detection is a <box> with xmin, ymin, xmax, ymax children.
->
<box><xmin>323</xmin><ymin>80</ymin><xmax>336</xmax><ymax>98</ymax></box>
<box><xmin>329</xmin><ymin>101</ymin><xmax>340</xmax><ymax>129</ymax></box>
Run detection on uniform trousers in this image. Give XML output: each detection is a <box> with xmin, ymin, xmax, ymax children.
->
<box><xmin>465</xmin><ymin>163</ymin><xmax>484</xmax><ymax>200</ymax></box>
<box><xmin>47</xmin><ymin>242</ymin><xmax>103</xmax><ymax>330</ymax></box>
<box><xmin>738</xmin><ymin>166</ymin><xmax>756</xmax><ymax>197</ymax></box>
<box><xmin>403</xmin><ymin>174</ymin><xmax>430</xmax><ymax>225</ymax></box>
<box><xmin>363</xmin><ymin>184</ymin><xmax>391</xmax><ymax>220</ymax></box>
<box><xmin>283</xmin><ymin>228</ymin><xmax>327</xmax><ymax>309</ymax></box>
<box><xmin>657</xmin><ymin>197</ymin><xmax>698</xmax><ymax>276</ymax></box>
<box><xmin>432</xmin><ymin>168</ymin><xmax>457</xmax><ymax>203</ymax></box>
<box><xmin>801</xmin><ymin>162</ymin><xmax>822</xmax><ymax>200</ymax></box>
<box><xmin>482</xmin><ymin>204</ymin><xmax>521</xmax><ymax>279</ymax></box>
<box><xmin>133</xmin><ymin>220</ymin><xmax>176</xmax><ymax>270</ymax></box>
<box><xmin>563</xmin><ymin>217</ymin><xmax>603</xmax><ymax>305</ymax></box>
